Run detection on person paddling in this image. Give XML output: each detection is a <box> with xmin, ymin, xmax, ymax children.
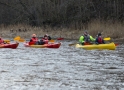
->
<box><xmin>79</xmin><ymin>31</ymin><xmax>95</xmax><ymax>45</ymax></box>
<box><xmin>0</xmin><ymin>37</ymin><xmax>4</xmax><ymax>44</ymax></box>
<box><xmin>95</xmin><ymin>33</ymin><xmax>105</xmax><ymax>44</ymax></box>
<box><xmin>29</xmin><ymin>34</ymin><xmax>38</xmax><ymax>45</ymax></box>
<box><xmin>38</xmin><ymin>35</ymin><xmax>49</xmax><ymax>45</ymax></box>
<box><xmin>44</xmin><ymin>34</ymin><xmax>51</xmax><ymax>40</ymax></box>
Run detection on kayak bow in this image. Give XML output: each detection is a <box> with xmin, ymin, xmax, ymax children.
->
<box><xmin>0</xmin><ymin>42</ymin><xmax>19</xmax><ymax>49</ymax></box>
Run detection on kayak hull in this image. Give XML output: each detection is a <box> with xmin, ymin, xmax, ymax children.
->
<box><xmin>76</xmin><ymin>42</ymin><xmax>116</xmax><ymax>50</ymax></box>
<box><xmin>0</xmin><ymin>42</ymin><xmax>19</xmax><ymax>49</ymax></box>
<box><xmin>24</xmin><ymin>42</ymin><xmax>61</xmax><ymax>48</ymax></box>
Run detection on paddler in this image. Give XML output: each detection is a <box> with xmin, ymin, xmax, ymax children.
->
<box><xmin>38</xmin><ymin>35</ymin><xmax>49</xmax><ymax>45</ymax></box>
<box><xmin>95</xmin><ymin>33</ymin><xmax>105</xmax><ymax>44</ymax></box>
<box><xmin>43</xmin><ymin>34</ymin><xmax>51</xmax><ymax>40</ymax></box>
<box><xmin>0</xmin><ymin>37</ymin><xmax>4</xmax><ymax>44</ymax></box>
<box><xmin>30</xmin><ymin>34</ymin><xmax>38</xmax><ymax>44</ymax></box>
<box><xmin>79</xmin><ymin>31</ymin><xmax>95</xmax><ymax>45</ymax></box>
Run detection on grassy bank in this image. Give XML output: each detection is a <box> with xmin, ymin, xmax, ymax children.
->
<box><xmin>0</xmin><ymin>20</ymin><xmax>124</xmax><ymax>40</ymax></box>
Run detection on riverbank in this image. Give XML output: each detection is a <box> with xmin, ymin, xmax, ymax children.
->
<box><xmin>0</xmin><ymin>20</ymin><xmax>124</xmax><ymax>40</ymax></box>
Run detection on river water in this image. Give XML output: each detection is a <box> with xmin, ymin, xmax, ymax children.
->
<box><xmin>0</xmin><ymin>40</ymin><xmax>124</xmax><ymax>90</ymax></box>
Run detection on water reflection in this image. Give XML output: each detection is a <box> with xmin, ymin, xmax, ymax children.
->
<box><xmin>0</xmin><ymin>40</ymin><xmax>123</xmax><ymax>90</ymax></box>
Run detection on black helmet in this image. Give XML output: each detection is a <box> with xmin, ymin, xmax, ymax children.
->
<box><xmin>98</xmin><ymin>33</ymin><xmax>102</xmax><ymax>36</ymax></box>
<box><xmin>44</xmin><ymin>34</ymin><xmax>48</xmax><ymax>37</ymax></box>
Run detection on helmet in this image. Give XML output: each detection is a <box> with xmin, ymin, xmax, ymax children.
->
<box><xmin>44</xmin><ymin>34</ymin><xmax>48</xmax><ymax>37</ymax></box>
<box><xmin>84</xmin><ymin>31</ymin><xmax>88</xmax><ymax>35</ymax></box>
<box><xmin>98</xmin><ymin>33</ymin><xmax>102</xmax><ymax>36</ymax></box>
<box><xmin>32</xmin><ymin>34</ymin><xmax>36</xmax><ymax>37</ymax></box>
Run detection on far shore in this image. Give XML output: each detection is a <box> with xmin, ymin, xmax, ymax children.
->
<box><xmin>0</xmin><ymin>20</ymin><xmax>124</xmax><ymax>42</ymax></box>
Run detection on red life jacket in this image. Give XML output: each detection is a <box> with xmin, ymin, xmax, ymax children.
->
<box><xmin>31</xmin><ymin>37</ymin><xmax>38</xmax><ymax>43</ymax></box>
<box><xmin>97</xmin><ymin>37</ymin><xmax>103</xmax><ymax>44</ymax></box>
<box><xmin>0</xmin><ymin>39</ymin><xmax>4</xmax><ymax>44</ymax></box>
<box><xmin>42</xmin><ymin>38</ymin><xmax>49</xmax><ymax>44</ymax></box>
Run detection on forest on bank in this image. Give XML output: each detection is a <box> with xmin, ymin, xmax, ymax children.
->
<box><xmin>0</xmin><ymin>0</ymin><xmax>124</xmax><ymax>30</ymax></box>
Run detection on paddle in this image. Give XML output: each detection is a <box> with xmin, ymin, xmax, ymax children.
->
<box><xmin>48</xmin><ymin>37</ymin><xmax>64</xmax><ymax>43</ymax></box>
<box><xmin>19</xmin><ymin>38</ymin><xmax>25</xmax><ymax>42</ymax></box>
<box><xmin>104</xmin><ymin>37</ymin><xmax>111</xmax><ymax>41</ymax></box>
<box><xmin>4</xmin><ymin>40</ymin><xmax>10</xmax><ymax>44</ymax></box>
<box><xmin>57</xmin><ymin>38</ymin><xmax>64</xmax><ymax>40</ymax></box>
<box><xmin>69</xmin><ymin>42</ymin><xmax>92</xmax><ymax>46</ymax></box>
<box><xmin>103</xmin><ymin>37</ymin><xmax>119</xmax><ymax>46</ymax></box>
<box><xmin>115</xmin><ymin>43</ymin><xmax>119</xmax><ymax>46</ymax></box>
<box><xmin>69</xmin><ymin>43</ymin><xmax>78</xmax><ymax>46</ymax></box>
<box><xmin>14</xmin><ymin>36</ymin><xmax>20</xmax><ymax>41</ymax></box>
<box><xmin>49</xmin><ymin>40</ymin><xmax>55</xmax><ymax>43</ymax></box>
<box><xmin>14</xmin><ymin>36</ymin><xmax>25</xmax><ymax>42</ymax></box>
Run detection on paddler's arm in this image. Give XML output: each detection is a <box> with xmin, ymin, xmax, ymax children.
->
<box><xmin>90</xmin><ymin>36</ymin><xmax>95</xmax><ymax>41</ymax></box>
<box><xmin>79</xmin><ymin>36</ymin><xmax>85</xmax><ymax>43</ymax></box>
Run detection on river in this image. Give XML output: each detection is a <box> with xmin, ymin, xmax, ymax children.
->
<box><xmin>0</xmin><ymin>40</ymin><xmax>124</xmax><ymax>90</ymax></box>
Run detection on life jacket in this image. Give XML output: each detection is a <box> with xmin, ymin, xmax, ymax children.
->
<box><xmin>96</xmin><ymin>36</ymin><xmax>103</xmax><ymax>44</ymax></box>
<box><xmin>42</xmin><ymin>38</ymin><xmax>49</xmax><ymax>44</ymax></box>
<box><xmin>30</xmin><ymin>37</ymin><xmax>38</xmax><ymax>43</ymax></box>
<box><xmin>83</xmin><ymin>35</ymin><xmax>90</xmax><ymax>42</ymax></box>
<box><xmin>0</xmin><ymin>39</ymin><xmax>4</xmax><ymax>44</ymax></box>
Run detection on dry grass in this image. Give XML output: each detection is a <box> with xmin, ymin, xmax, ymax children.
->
<box><xmin>0</xmin><ymin>20</ymin><xmax>124</xmax><ymax>40</ymax></box>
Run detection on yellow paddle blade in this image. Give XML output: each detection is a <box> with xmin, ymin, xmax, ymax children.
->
<box><xmin>4</xmin><ymin>40</ymin><xmax>10</xmax><ymax>44</ymax></box>
<box><xmin>14</xmin><ymin>36</ymin><xmax>25</xmax><ymax>42</ymax></box>
<box><xmin>49</xmin><ymin>40</ymin><xmax>55</xmax><ymax>43</ymax></box>
<box><xmin>104</xmin><ymin>37</ymin><xmax>111</xmax><ymax>41</ymax></box>
<box><xmin>14</xmin><ymin>36</ymin><xmax>20</xmax><ymax>41</ymax></box>
<box><xmin>19</xmin><ymin>38</ymin><xmax>25</xmax><ymax>42</ymax></box>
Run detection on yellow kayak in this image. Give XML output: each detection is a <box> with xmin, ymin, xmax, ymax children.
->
<box><xmin>75</xmin><ymin>42</ymin><xmax>116</xmax><ymax>50</ymax></box>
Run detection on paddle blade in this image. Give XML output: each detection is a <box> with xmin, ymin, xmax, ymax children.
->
<box><xmin>115</xmin><ymin>43</ymin><xmax>119</xmax><ymax>46</ymax></box>
<box><xmin>14</xmin><ymin>36</ymin><xmax>20</xmax><ymax>41</ymax></box>
<box><xmin>69</xmin><ymin>42</ymin><xmax>92</xmax><ymax>46</ymax></box>
<box><xmin>69</xmin><ymin>43</ymin><xmax>77</xmax><ymax>46</ymax></box>
<box><xmin>4</xmin><ymin>40</ymin><xmax>10</xmax><ymax>44</ymax></box>
<box><xmin>104</xmin><ymin>37</ymin><xmax>111</xmax><ymax>41</ymax></box>
<box><xmin>19</xmin><ymin>38</ymin><xmax>25</xmax><ymax>42</ymax></box>
<box><xmin>49</xmin><ymin>40</ymin><xmax>55</xmax><ymax>43</ymax></box>
<box><xmin>57</xmin><ymin>38</ymin><xmax>64</xmax><ymax>40</ymax></box>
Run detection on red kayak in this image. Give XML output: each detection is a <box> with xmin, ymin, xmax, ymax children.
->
<box><xmin>0</xmin><ymin>42</ymin><xmax>19</xmax><ymax>49</ymax></box>
<box><xmin>24</xmin><ymin>42</ymin><xmax>61</xmax><ymax>48</ymax></box>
